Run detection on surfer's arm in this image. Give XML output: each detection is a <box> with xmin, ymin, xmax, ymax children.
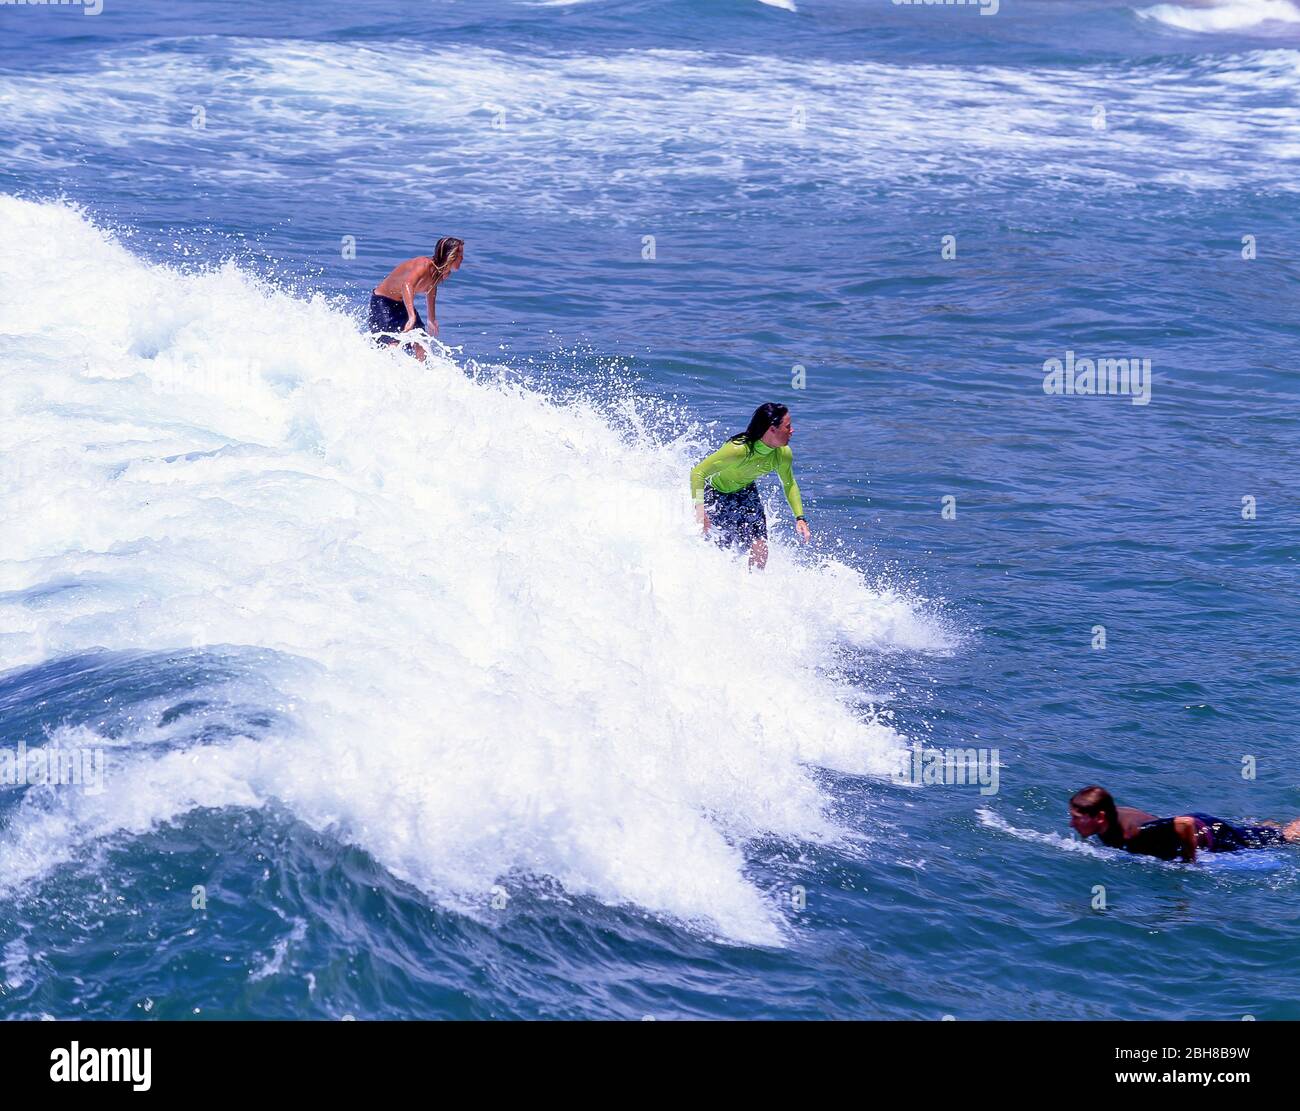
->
<box><xmin>401</xmin><ymin>281</ymin><xmax>418</xmax><ymax>331</ymax></box>
<box><xmin>689</xmin><ymin>441</ymin><xmax>745</xmax><ymax>505</ymax></box>
<box><xmin>776</xmin><ymin>448</ymin><xmax>805</xmax><ymax>519</ymax></box>
<box><xmin>1172</xmin><ymin>816</ymin><xmax>1199</xmax><ymax>863</ymax></box>
<box><xmin>426</xmin><ymin>285</ymin><xmax>439</xmax><ymax>335</ymax></box>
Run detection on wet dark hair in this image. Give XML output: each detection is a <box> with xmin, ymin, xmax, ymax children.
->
<box><xmin>432</xmin><ymin>237</ymin><xmax>464</xmax><ymax>278</ymax></box>
<box><xmin>1071</xmin><ymin>785</ymin><xmax>1123</xmax><ymax>847</ymax></box>
<box><xmin>728</xmin><ymin>403</ymin><xmax>789</xmax><ymax>449</ymax></box>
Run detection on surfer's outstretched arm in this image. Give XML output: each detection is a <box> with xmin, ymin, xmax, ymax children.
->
<box><xmin>776</xmin><ymin>447</ymin><xmax>810</xmax><ymax>543</ymax></box>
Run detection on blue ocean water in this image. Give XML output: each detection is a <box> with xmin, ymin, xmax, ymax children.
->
<box><xmin>1</xmin><ymin>0</ymin><xmax>1298</xmax><ymax>1020</ymax></box>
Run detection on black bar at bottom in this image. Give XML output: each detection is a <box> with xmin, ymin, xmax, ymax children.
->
<box><xmin>0</xmin><ymin>1018</ymin><xmax>1288</xmax><ymax>1097</ymax></box>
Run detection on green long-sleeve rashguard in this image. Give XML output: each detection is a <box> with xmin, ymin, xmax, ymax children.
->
<box><xmin>689</xmin><ymin>439</ymin><xmax>804</xmax><ymax>518</ymax></box>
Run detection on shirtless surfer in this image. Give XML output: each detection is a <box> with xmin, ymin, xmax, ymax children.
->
<box><xmin>368</xmin><ymin>237</ymin><xmax>464</xmax><ymax>362</ymax></box>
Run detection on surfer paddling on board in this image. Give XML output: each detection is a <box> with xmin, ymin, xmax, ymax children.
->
<box><xmin>369</xmin><ymin>237</ymin><xmax>464</xmax><ymax>362</ymax></box>
<box><xmin>1068</xmin><ymin>785</ymin><xmax>1300</xmax><ymax>863</ymax></box>
<box><xmin>690</xmin><ymin>402</ymin><xmax>810</xmax><ymax>570</ymax></box>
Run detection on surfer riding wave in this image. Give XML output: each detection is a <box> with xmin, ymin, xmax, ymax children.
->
<box><xmin>689</xmin><ymin>402</ymin><xmax>811</xmax><ymax>570</ymax></box>
<box><xmin>369</xmin><ymin>237</ymin><xmax>464</xmax><ymax>362</ymax></box>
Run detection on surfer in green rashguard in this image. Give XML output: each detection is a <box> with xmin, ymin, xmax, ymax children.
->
<box><xmin>690</xmin><ymin>402</ymin><xmax>811</xmax><ymax>569</ymax></box>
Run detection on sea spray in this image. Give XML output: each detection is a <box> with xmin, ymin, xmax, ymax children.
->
<box><xmin>0</xmin><ymin>196</ymin><xmax>951</xmax><ymax>942</ymax></box>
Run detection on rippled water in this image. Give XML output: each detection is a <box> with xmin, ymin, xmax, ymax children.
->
<box><xmin>1</xmin><ymin>0</ymin><xmax>1297</xmax><ymax>1019</ymax></box>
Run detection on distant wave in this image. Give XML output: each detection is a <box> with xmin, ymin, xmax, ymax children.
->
<box><xmin>1138</xmin><ymin>0</ymin><xmax>1300</xmax><ymax>33</ymax></box>
<box><xmin>4</xmin><ymin>39</ymin><xmax>1299</xmax><ymax>214</ymax></box>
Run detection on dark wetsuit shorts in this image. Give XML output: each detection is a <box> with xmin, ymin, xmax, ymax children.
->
<box><xmin>704</xmin><ymin>482</ymin><xmax>767</xmax><ymax>550</ymax></box>
<box><xmin>368</xmin><ymin>293</ymin><xmax>424</xmax><ymax>342</ymax></box>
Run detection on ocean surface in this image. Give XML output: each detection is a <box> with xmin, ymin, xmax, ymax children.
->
<box><xmin>1</xmin><ymin>0</ymin><xmax>1298</xmax><ymax>1020</ymax></box>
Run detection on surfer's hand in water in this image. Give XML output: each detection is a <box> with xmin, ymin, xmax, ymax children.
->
<box><xmin>695</xmin><ymin>504</ymin><xmax>710</xmax><ymax>535</ymax></box>
<box><xmin>795</xmin><ymin>518</ymin><xmax>811</xmax><ymax>543</ymax></box>
<box><xmin>429</xmin><ymin>320</ymin><xmax>441</xmax><ymax>337</ymax></box>
<box><xmin>401</xmin><ymin>319</ymin><xmax>416</xmax><ymax>332</ymax></box>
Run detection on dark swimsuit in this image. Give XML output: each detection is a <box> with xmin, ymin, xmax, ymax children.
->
<box><xmin>368</xmin><ymin>293</ymin><xmax>424</xmax><ymax>342</ymax></box>
<box><xmin>1111</xmin><ymin>813</ymin><xmax>1287</xmax><ymax>861</ymax></box>
<box><xmin>703</xmin><ymin>483</ymin><xmax>767</xmax><ymax>550</ymax></box>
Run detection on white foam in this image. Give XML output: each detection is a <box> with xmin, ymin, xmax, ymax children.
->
<box><xmin>1138</xmin><ymin>0</ymin><xmax>1300</xmax><ymax>33</ymax></box>
<box><xmin>3</xmin><ymin>939</ymin><xmax>29</xmax><ymax>989</ymax></box>
<box><xmin>2</xmin><ymin>39</ymin><xmax>1298</xmax><ymax>206</ymax></box>
<box><xmin>250</xmin><ymin>916</ymin><xmax>308</xmax><ymax>981</ymax></box>
<box><xmin>0</xmin><ymin>197</ymin><xmax>950</xmax><ymax>944</ymax></box>
<box><xmin>977</xmin><ymin>808</ymin><xmax>1111</xmax><ymax>858</ymax></box>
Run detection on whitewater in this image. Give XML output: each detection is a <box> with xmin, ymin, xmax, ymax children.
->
<box><xmin>0</xmin><ymin>195</ymin><xmax>949</xmax><ymax>946</ymax></box>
